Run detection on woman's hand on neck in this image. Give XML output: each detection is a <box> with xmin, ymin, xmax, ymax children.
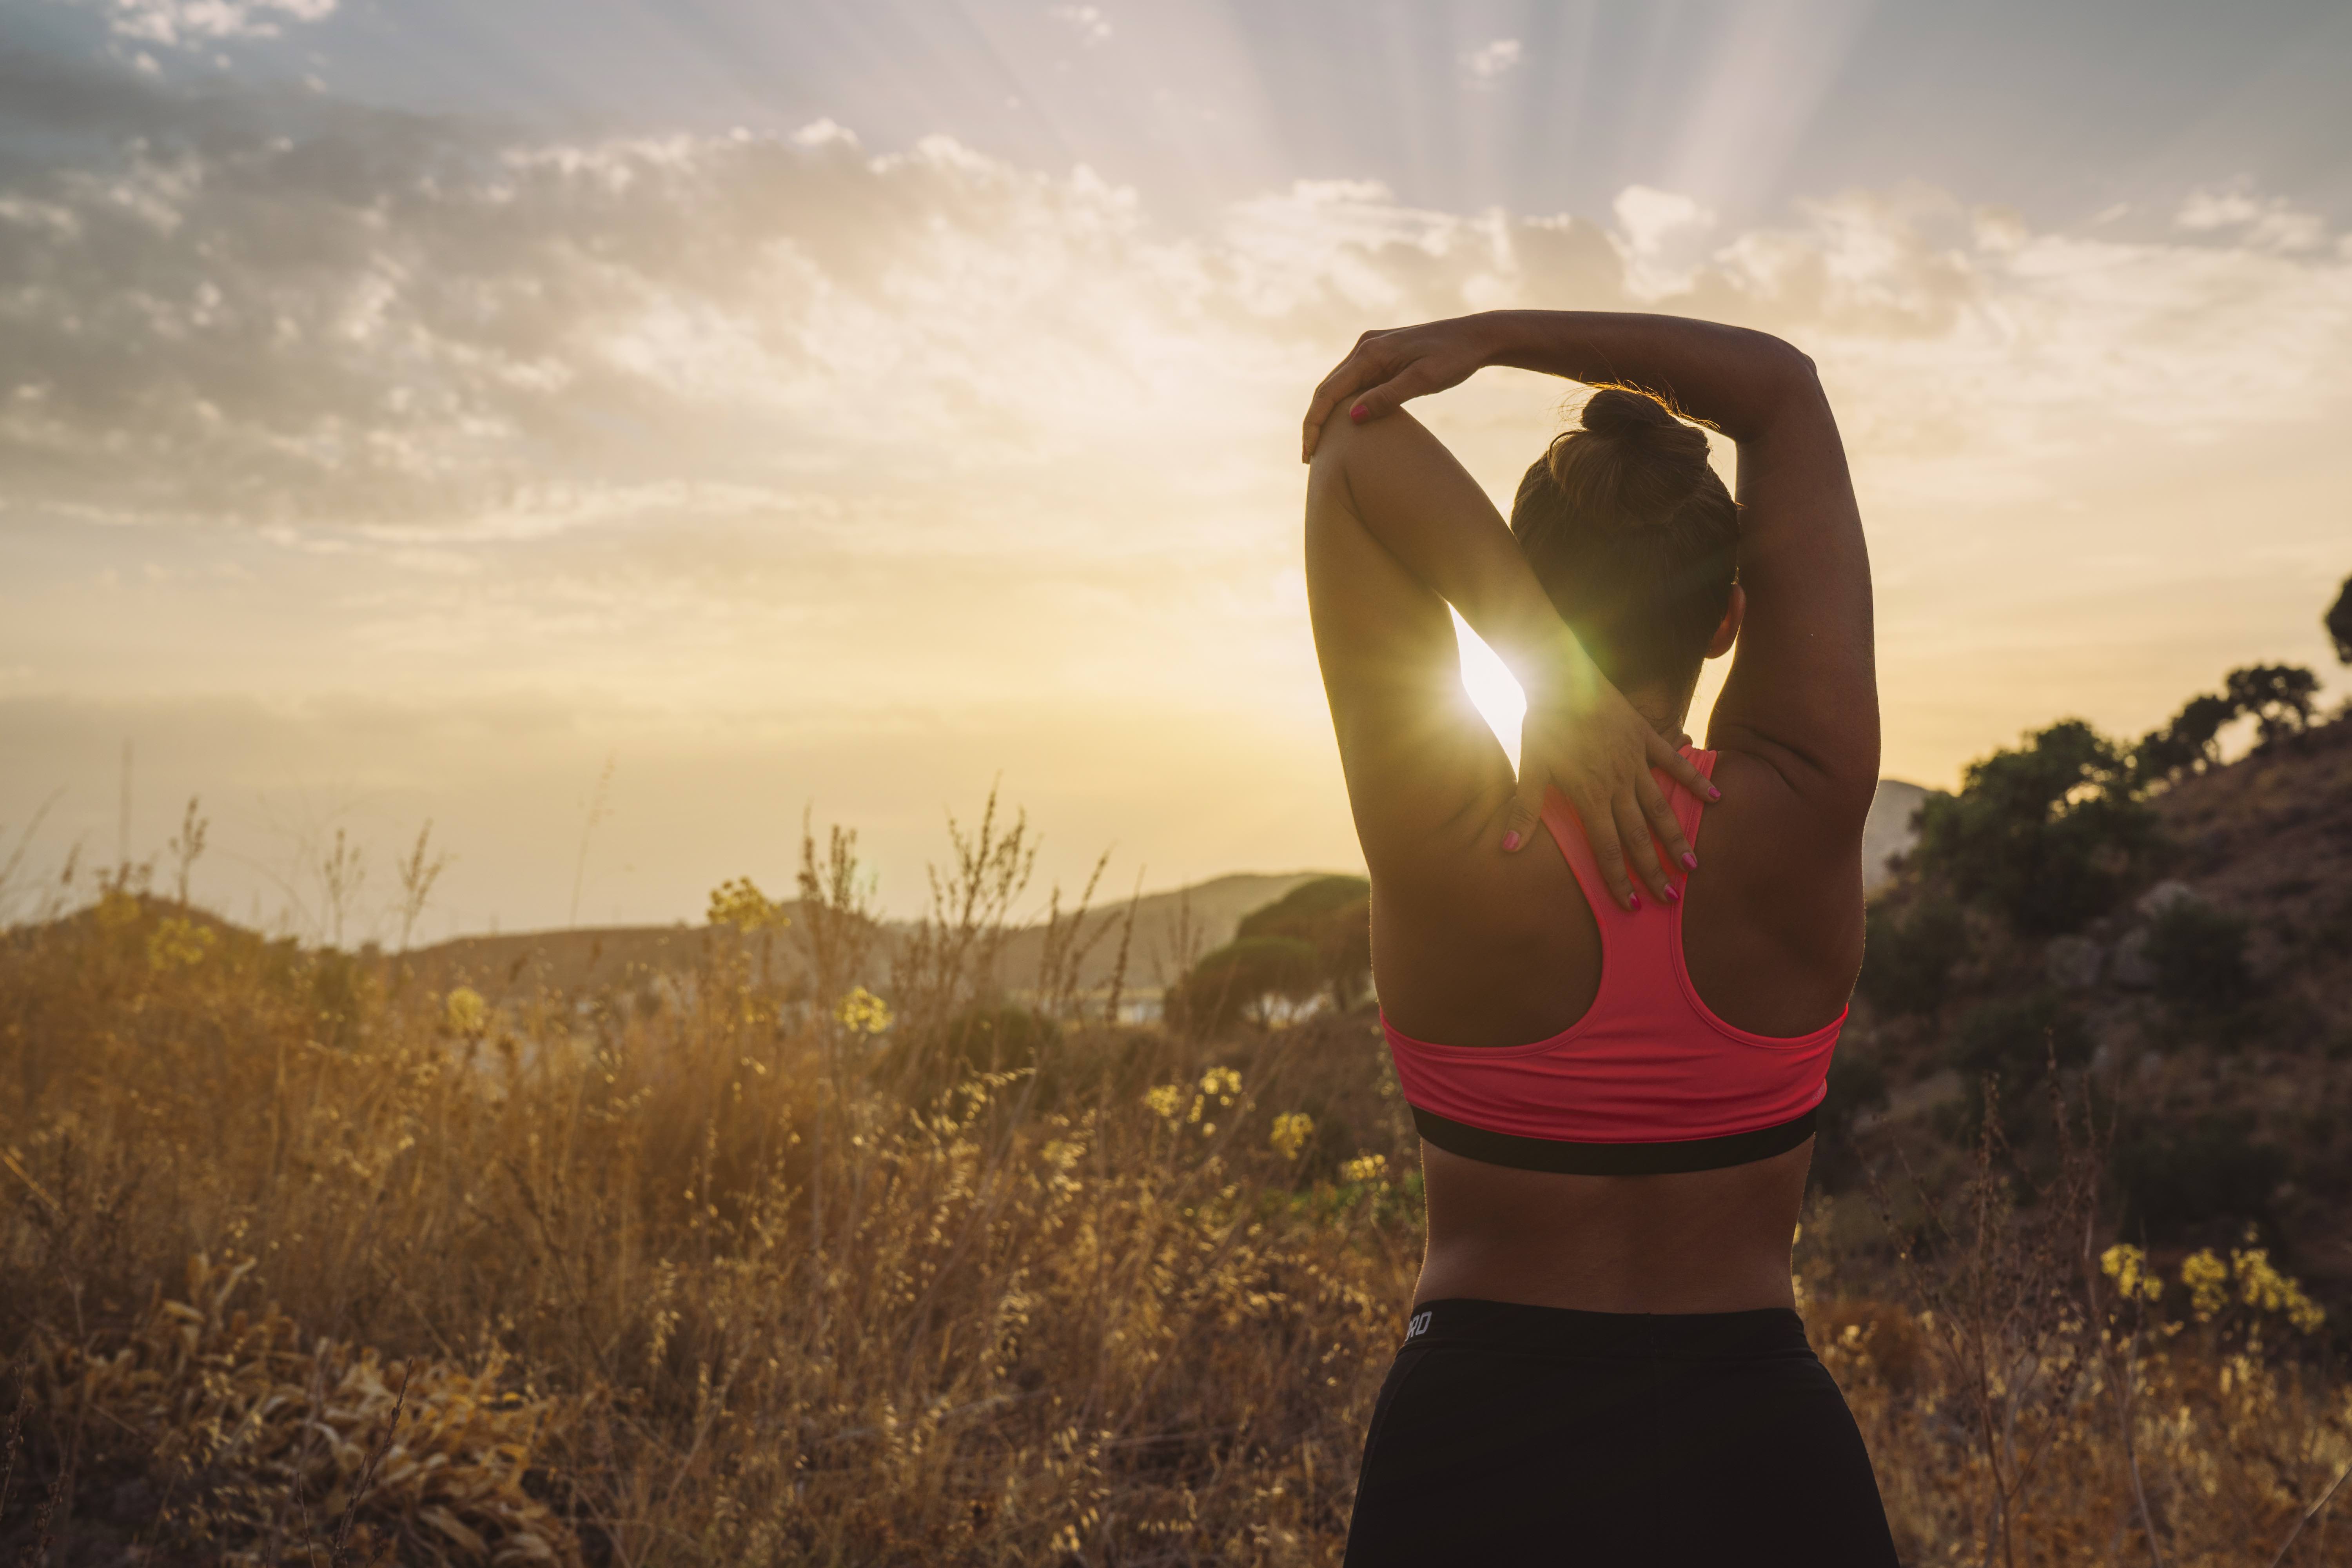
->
<box><xmin>1622</xmin><ymin>681</ymin><xmax>1697</xmax><ymax>750</ymax></box>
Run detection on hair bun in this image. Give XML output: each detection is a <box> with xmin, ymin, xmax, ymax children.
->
<box><xmin>1577</xmin><ymin>387</ymin><xmax>1708</xmax><ymax>468</ymax></box>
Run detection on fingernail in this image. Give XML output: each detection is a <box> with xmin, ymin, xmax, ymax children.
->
<box><xmin>1501</xmin><ymin>830</ymin><xmax>1521</xmax><ymax>852</ymax></box>
<box><xmin>1350</xmin><ymin>403</ymin><xmax>1368</xmax><ymax>422</ymax></box>
<box><xmin>1663</xmin><ymin>883</ymin><xmax>1680</xmax><ymax>903</ymax></box>
<box><xmin>1628</xmin><ymin>893</ymin><xmax>1643</xmax><ymax>913</ymax></box>
<box><xmin>1705</xmin><ymin>785</ymin><xmax>1722</xmax><ymax>801</ymax></box>
<box><xmin>1681</xmin><ymin>851</ymin><xmax>1699</xmax><ymax>872</ymax></box>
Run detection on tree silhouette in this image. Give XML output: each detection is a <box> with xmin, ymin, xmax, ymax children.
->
<box><xmin>1913</xmin><ymin>719</ymin><xmax>2155</xmax><ymax>936</ymax></box>
<box><xmin>2222</xmin><ymin>664</ymin><xmax>2319</xmax><ymax>746</ymax></box>
<box><xmin>2327</xmin><ymin>573</ymin><xmax>2352</xmax><ymax>664</ymax></box>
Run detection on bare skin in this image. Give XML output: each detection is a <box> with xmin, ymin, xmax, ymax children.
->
<box><xmin>1301</xmin><ymin>310</ymin><xmax>1878</xmax><ymax>1314</ymax></box>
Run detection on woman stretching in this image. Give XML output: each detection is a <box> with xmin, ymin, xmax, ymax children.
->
<box><xmin>1300</xmin><ymin>311</ymin><xmax>1896</xmax><ymax>1565</ymax></box>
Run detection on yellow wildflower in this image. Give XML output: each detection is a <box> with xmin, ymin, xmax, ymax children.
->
<box><xmin>706</xmin><ymin>877</ymin><xmax>788</xmax><ymax>933</ymax></box>
<box><xmin>835</xmin><ymin>987</ymin><xmax>893</xmax><ymax>1036</ymax></box>
<box><xmin>1269</xmin><ymin>1112</ymin><xmax>1314</xmax><ymax>1161</ymax></box>
<box><xmin>2232</xmin><ymin>1243</ymin><xmax>2325</xmax><ymax>1335</ymax></box>
<box><xmin>2101</xmin><ymin>1244</ymin><xmax>2163</xmax><ymax>1304</ymax></box>
<box><xmin>2181</xmin><ymin>1250</ymin><xmax>2229</xmax><ymax>1321</ymax></box>
<box><xmin>1339</xmin><ymin>1154</ymin><xmax>1386</xmax><ymax>1185</ymax></box>
<box><xmin>444</xmin><ymin>985</ymin><xmax>489</xmax><ymax>1036</ymax></box>
<box><xmin>146</xmin><ymin>916</ymin><xmax>216</xmax><ymax>972</ymax></box>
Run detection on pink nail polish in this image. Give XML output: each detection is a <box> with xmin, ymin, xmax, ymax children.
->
<box><xmin>1629</xmin><ymin>893</ymin><xmax>1643</xmax><ymax>913</ymax></box>
<box><xmin>1350</xmin><ymin>403</ymin><xmax>1368</xmax><ymax>422</ymax></box>
<box><xmin>1705</xmin><ymin>785</ymin><xmax>1722</xmax><ymax>802</ymax></box>
<box><xmin>1681</xmin><ymin>852</ymin><xmax>1699</xmax><ymax>872</ymax></box>
<box><xmin>1501</xmin><ymin>830</ymin><xmax>1522</xmax><ymax>852</ymax></box>
<box><xmin>1662</xmin><ymin>883</ymin><xmax>1680</xmax><ymax>903</ymax></box>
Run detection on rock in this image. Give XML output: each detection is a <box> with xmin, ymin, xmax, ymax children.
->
<box><xmin>2111</xmin><ymin>928</ymin><xmax>2158</xmax><ymax>991</ymax></box>
<box><xmin>1862</xmin><ymin>779</ymin><xmax>1935</xmax><ymax>893</ymax></box>
<box><xmin>2046</xmin><ymin>935</ymin><xmax>2104</xmax><ymax>991</ymax></box>
<box><xmin>2137</xmin><ymin>879</ymin><xmax>2200</xmax><ymax>918</ymax></box>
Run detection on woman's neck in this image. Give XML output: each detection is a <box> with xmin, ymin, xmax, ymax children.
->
<box><xmin>1625</xmin><ymin>684</ymin><xmax>1695</xmax><ymax>747</ymax></box>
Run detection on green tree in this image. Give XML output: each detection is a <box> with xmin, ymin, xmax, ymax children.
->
<box><xmin>2133</xmin><ymin>691</ymin><xmax>2236</xmax><ymax>788</ymax></box>
<box><xmin>2143</xmin><ymin>899</ymin><xmax>2254</xmax><ymax>1017</ymax></box>
<box><xmin>1913</xmin><ymin>720</ymin><xmax>2155</xmax><ymax>936</ymax></box>
<box><xmin>1171</xmin><ymin>935</ymin><xmax>1320</xmax><ymax>1037</ymax></box>
<box><xmin>2222</xmin><ymin>663</ymin><xmax>2318</xmax><ymax>747</ymax></box>
<box><xmin>1233</xmin><ymin>874</ymin><xmax>1372</xmax><ymax>1009</ymax></box>
<box><xmin>2115</xmin><ymin>1116</ymin><xmax>2286</xmax><ymax>1244</ymax></box>
<box><xmin>1858</xmin><ymin>895</ymin><xmax>1969</xmax><ymax>1018</ymax></box>
<box><xmin>1811</xmin><ymin>1044</ymin><xmax>1890</xmax><ymax>1192</ymax></box>
<box><xmin>1945</xmin><ymin>991</ymin><xmax>2091</xmax><ymax>1146</ymax></box>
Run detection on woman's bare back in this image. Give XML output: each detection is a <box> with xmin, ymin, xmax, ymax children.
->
<box><xmin>1399</xmin><ymin>748</ymin><xmax>1865</xmax><ymax>1312</ymax></box>
<box><xmin>1303</xmin><ymin>311</ymin><xmax>1876</xmax><ymax>1316</ymax></box>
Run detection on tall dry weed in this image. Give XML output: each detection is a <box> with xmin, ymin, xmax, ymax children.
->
<box><xmin>0</xmin><ymin>814</ymin><xmax>2345</xmax><ymax>1564</ymax></box>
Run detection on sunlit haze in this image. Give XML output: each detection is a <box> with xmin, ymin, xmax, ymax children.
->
<box><xmin>2</xmin><ymin>0</ymin><xmax>2348</xmax><ymax>937</ymax></box>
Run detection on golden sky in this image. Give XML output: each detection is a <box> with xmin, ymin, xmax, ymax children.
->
<box><xmin>1</xmin><ymin>2</ymin><xmax>2347</xmax><ymax>936</ymax></box>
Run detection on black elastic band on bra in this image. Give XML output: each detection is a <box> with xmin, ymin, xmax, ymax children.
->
<box><xmin>1410</xmin><ymin>1104</ymin><xmax>1818</xmax><ymax>1175</ymax></box>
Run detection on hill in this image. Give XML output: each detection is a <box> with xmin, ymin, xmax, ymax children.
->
<box><xmin>398</xmin><ymin>777</ymin><xmax>1936</xmax><ymax>1009</ymax></box>
<box><xmin>396</xmin><ymin>869</ymin><xmax>1332</xmax><ymax>1009</ymax></box>
<box><xmin>1842</xmin><ymin>708</ymin><xmax>2352</xmax><ymax>1298</ymax></box>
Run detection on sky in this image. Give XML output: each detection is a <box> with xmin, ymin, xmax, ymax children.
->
<box><xmin>1</xmin><ymin>0</ymin><xmax>2349</xmax><ymax>940</ymax></box>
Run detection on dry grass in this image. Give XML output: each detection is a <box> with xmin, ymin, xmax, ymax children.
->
<box><xmin>1</xmin><ymin>817</ymin><xmax>2347</xmax><ymax>1565</ymax></box>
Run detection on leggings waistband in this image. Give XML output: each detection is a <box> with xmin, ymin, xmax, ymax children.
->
<box><xmin>1399</xmin><ymin>1297</ymin><xmax>1811</xmax><ymax>1361</ymax></box>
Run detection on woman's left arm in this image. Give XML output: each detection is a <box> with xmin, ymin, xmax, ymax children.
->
<box><xmin>1307</xmin><ymin>410</ymin><xmax>1709</xmax><ymax>911</ymax></box>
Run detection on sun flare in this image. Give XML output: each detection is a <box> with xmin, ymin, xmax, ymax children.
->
<box><xmin>1453</xmin><ymin>611</ymin><xmax>1526</xmax><ymax>772</ymax></box>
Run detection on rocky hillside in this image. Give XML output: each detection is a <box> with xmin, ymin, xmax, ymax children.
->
<box><xmin>1842</xmin><ymin>708</ymin><xmax>2352</xmax><ymax>1301</ymax></box>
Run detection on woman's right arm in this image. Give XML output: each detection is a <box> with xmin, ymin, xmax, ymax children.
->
<box><xmin>1304</xmin><ymin>311</ymin><xmax>1878</xmax><ymax>816</ymax></box>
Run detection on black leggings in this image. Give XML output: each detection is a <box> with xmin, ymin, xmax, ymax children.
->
<box><xmin>1344</xmin><ymin>1298</ymin><xmax>1899</xmax><ymax>1568</ymax></box>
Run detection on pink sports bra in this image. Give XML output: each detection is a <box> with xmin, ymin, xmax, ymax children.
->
<box><xmin>1381</xmin><ymin>748</ymin><xmax>1842</xmax><ymax>1175</ymax></box>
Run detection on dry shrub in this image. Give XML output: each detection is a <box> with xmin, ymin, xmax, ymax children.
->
<box><xmin>0</xmin><ymin>827</ymin><xmax>2347</xmax><ymax>1565</ymax></box>
<box><xmin>1818</xmin><ymin>1073</ymin><xmax>2352</xmax><ymax>1567</ymax></box>
<box><xmin>0</xmin><ymin>846</ymin><xmax>1412</xmax><ymax>1565</ymax></box>
<box><xmin>27</xmin><ymin>1254</ymin><xmax>580</xmax><ymax>1564</ymax></box>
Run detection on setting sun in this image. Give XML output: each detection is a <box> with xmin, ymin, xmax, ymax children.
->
<box><xmin>1454</xmin><ymin>611</ymin><xmax>1528</xmax><ymax>772</ymax></box>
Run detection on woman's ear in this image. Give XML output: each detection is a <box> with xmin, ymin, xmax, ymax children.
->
<box><xmin>1704</xmin><ymin>584</ymin><xmax>1746</xmax><ymax>660</ymax></box>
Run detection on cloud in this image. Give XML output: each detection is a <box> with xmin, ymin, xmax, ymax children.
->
<box><xmin>1049</xmin><ymin>5</ymin><xmax>1112</xmax><ymax>47</ymax></box>
<box><xmin>1612</xmin><ymin>185</ymin><xmax>1714</xmax><ymax>254</ymax></box>
<box><xmin>3</xmin><ymin>56</ymin><xmax>2349</xmax><ymax>559</ymax></box>
<box><xmin>3</xmin><ymin>56</ymin><xmax>2349</xmax><ymax>835</ymax></box>
<box><xmin>74</xmin><ymin>0</ymin><xmax>338</xmax><ymax>49</ymax></box>
<box><xmin>2175</xmin><ymin>189</ymin><xmax>2327</xmax><ymax>252</ymax></box>
<box><xmin>2</xmin><ymin>51</ymin><xmax>2350</xmax><ymax>562</ymax></box>
<box><xmin>1461</xmin><ymin>38</ymin><xmax>1521</xmax><ymax>83</ymax></box>
<box><xmin>2</xmin><ymin>59</ymin><xmax>2349</xmax><ymax>931</ymax></box>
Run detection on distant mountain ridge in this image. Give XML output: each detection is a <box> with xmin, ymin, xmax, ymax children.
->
<box><xmin>403</xmin><ymin>780</ymin><xmax>1936</xmax><ymax>1005</ymax></box>
<box><xmin>399</xmin><ymin>870</ymin><xmax>1330</xmax><ymax>1007</ymax></box>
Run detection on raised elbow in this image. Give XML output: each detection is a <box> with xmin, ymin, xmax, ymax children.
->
<box><xmin>1750</xmin><ymin>330</ymin><xmax>1818</xmax><ymax>385</ymax></box>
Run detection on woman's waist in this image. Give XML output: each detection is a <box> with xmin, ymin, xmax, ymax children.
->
<box><xmin>1414</xmin><ymin>1137</ymin><xmax>1810</xmax><ymax>1314</ymax></box>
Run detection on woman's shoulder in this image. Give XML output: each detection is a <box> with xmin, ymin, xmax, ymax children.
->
<box><xmin>1677</xmin><ymin>745</ymin><xmax>1869</xmax><ymax>1034</ymax></box>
